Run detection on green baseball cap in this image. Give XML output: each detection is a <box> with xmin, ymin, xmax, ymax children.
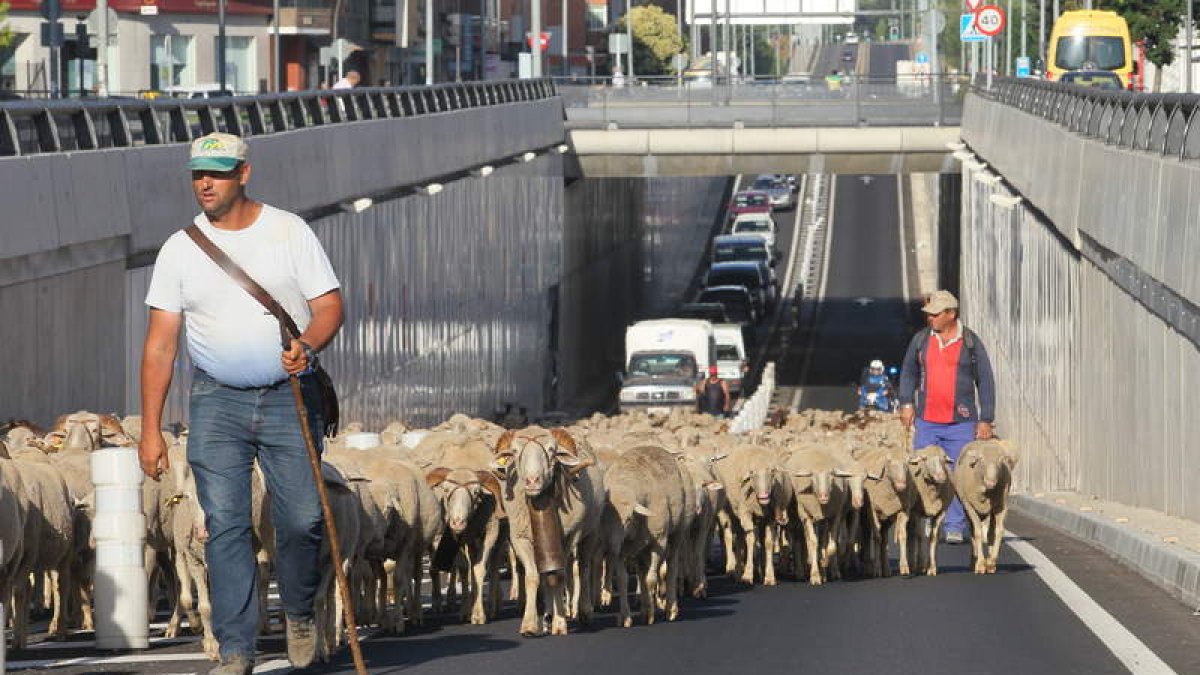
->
<box><xmin>188</xmin><ymin>132</ymin><xmax>248</xmax><ymax>171</ymax></box>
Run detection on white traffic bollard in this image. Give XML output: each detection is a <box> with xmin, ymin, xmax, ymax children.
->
<box><xmin>91</xmin><ymin>447</ymin><xmax>149</xmax><ymax>650</ymax></box>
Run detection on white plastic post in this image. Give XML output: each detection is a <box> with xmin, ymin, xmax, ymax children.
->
<box><xmin>91</xmin><ymin>447</ymin><xmax>149</xmax><ymax>650</ymax></box>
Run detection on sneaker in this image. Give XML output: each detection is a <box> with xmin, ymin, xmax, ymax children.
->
<box><xmin>944</xmin><ymin>530</ymin><xmax>965</xmax><ymax>545</ymax></box>
<box><xmin>208</xmin><ymin>654</ymin><xmax>253</xmax><ymax>675</ymax></box>
<box><xmin>286</xmin><ymin>616</ymin><xmax>318</xmax><ymax>669</ymax></box>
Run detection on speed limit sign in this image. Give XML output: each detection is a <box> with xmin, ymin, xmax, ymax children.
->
<box><xmin>974</xmin><ymin>4</ymin><xmax>1006</xmax><ymax>37</ymax></box>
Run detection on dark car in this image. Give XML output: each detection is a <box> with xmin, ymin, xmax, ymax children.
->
<box><xmin>711</xmin><ymin>234</ymin><xmax>777</xmax><ymax>267</ymax></box>
<box><xmin>841</xmin><ymin>49</ymin><xmax>855</xmax><ymax>62</ymax></box>
<box><xmin>1059</xmin><ymin>70</ymin><xmax>1123</xmax><ymax>90</ymax></box>
<box><xmin>696</xmin><ymin>285</ymin><xmax>758</xmax><ymax>327</ymax></box>
<box><xmin>677</xmin><ymin>302</ymin><xmax>730</xmax><ymax>324</ymax></box>
<box><xmin>703</xmin><ymin>261</ymin><xmax>779</xmax><ymax>315</ymax></box>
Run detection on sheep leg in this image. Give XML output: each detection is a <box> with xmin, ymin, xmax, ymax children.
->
<box><xmin>665</xmin><ymin>543</ymin><xmax>682</xmax><ymax>621</ymax></box>
<box><xmin>615</xmin><ymin>551</ymin><xmax>633</xmax><ymax>628</ymax></box>
<box><xmin>986</xmin><ymin>509</ymin><xmax>1007</xmax><ymax>574</ymax></box>
<box><xmin>965</xmin><ymin>506</ymin><xmax>987</xmax><ymax>574</ymax></box>
<box><xmin>390</xmin><ymin>543</ymin><xmax>414</xmax><ymax>633</ymax></box>
<box><xmin>47</xmin><ymin>568</ymin><xmax>68</xmax><ymax>639</ymax></box>
<box><xmin>825</xmin><ymin>514</ymin><xmax>843</xmax><ymax>582</ymax></box>
<box><xmin>802</xmin><ymin>517</ymin><xmax>822</xmax><ymax>585</ymax></box>
<box><xmin>256</xmin><ymin>550</ymin><xmax>272</xmax><ymax>634</ymax></box>
<box><xmin>12</xmin><ymin>578</ymin><xmax>30</xmax><ymax>650</ymax></box>
<box><xmin>896</xmin><ymin>511</ymin><xmax>911</xmax><ymax>576</ymax></box>
<box><xmin>762</xmin><ymin>524</ymin><xmax>778</xmax><ymax>586</ymax></box>
<box><xmin>512</xmin><ymin>538</ymin><xmax>543</xmax><ymax>636</ymax></box>
<box><xmin>507</xmin><ymin>545</ymin><xmax>521</xmax><ymax>602</ymax></box>
<box><xmin>641</xmin><ymin>548</ymin><xmax>662</xmax><ymax>626</ymax></box>
<box><xmin>739</xmin><ymin>514</ymin><xmax>757</xmax><ymax>584</ymax></box>
<box><xmin>927</xmin><ymin>512</ymin><xmax>946</xmax><ymax>577</ymax></box>
<box><xmin>718</xmin><ymin>510</ymin><xmax>738</xmax><ymax>577</ymax></box>
<box><xmin>192</xmin><ymin>561</ymin><xmax>219</xmax><ymax>660</ymax></box>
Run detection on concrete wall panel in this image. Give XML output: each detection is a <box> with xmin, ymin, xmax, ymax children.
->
<box><xmin>48</xmin><ymin>151</ymin><xmax>133</xmax><ymax>247</ymax></box>
<box><xmin>0</xmin><ymin>157</ymin><xmax>61</xmax><ymax>259</ymax></box>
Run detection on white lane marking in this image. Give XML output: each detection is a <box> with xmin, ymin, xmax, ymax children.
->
<box><xmin>8</xmin><ymin>652</ymin><xmax>212</xmax><ymax>670</ymax></box>
<box><xmin>27</xmin><ymin>635</ymin><xmax>201</xmax><ymax>650</ymax></box>
<box><xmin>1005</xmin><ymin>531</ymin><xmax>1178</xmax><ymax>675</ymax></box>
<box><xmin>795</xmin><ymin>176</ymin><xmax>838</xmax><ymax>411</ymax></box>
<box><xmin>897</xmin><ymin>175</ymin><xmax>910</xmax><ymax>305</ymax></box>
<box><xmin>252</xmin><ymin>658</ymin><xmax>292</xmax><ymax>674</ymax></box>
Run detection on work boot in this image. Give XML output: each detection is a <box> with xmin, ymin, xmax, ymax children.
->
<box><xmin>287</xmin><ymin>616</ymin><xmax>318</xmax><ymax>669</ymax></box>
<box><xmin>208</xmin><ymin>654</ymin><xmax>253</xmax><ymax>675</ymax></box>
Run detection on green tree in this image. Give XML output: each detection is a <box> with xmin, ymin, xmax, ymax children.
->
<box><xmin>874</xmin><ymin>18</ymin><xmax>889</xmax><ymax>43</ymax></box>
<box><xmin>1109</xmin><ymin>0</ymin><xmax>1184</xmax><ymax>90</ymax></box>
<box><xmin>0</xmin><ymin>3</ymin><xmax>13</xmax><ymax>48</ymax></box>
<box><xmin>617</xmin><ymin>5</ymin><xmax>683</xmax><ymax>76</ymax></box>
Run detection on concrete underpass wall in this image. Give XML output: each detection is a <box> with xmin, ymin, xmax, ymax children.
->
<box><xmin>961</xmin><ymin>94</ymin><xmax>1200</xmax><ymax>520</ymax></box>
<box><xmin>959</xmin><ymin>167</ymin><xmax>1079</xmax><ymax>494</ymax></box>
<box><xmin>556</xmin><ymin>176</ymin><xmax>731</xmax><ymax>415</ymax></box>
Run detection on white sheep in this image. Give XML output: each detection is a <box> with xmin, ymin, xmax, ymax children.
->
<box><xmin>953</xmin><ymin>439</ymin><xmax>1019</xmax><ymax>574</ymax></box>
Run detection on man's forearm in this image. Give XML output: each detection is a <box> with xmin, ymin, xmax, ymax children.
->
<box><xmin>300</xmin><ymin>295</ymin><xmax>344</xmax><ymax>352</ymax></box>
<box><xmin>141</xmin><ymin>348</ymin><xmax>176</xmax><ymax>434</ymax></box>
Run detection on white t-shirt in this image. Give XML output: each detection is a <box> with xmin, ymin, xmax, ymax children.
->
<box><xmin>145</xmin><ymin>204</ymin><xmax>340</xmax><ymax>388</ymax></box>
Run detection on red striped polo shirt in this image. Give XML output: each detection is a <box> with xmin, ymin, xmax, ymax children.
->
<box><xmin>923</xmin><ymin>332</ymin><xmax>962</xmax><ymax>423</ymax></box>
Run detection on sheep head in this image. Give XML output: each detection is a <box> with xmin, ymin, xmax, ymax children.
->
<box><xmin>427</xmin><ymin>467</ymin><xmax>504</xmax><ymax>533</ymax></box>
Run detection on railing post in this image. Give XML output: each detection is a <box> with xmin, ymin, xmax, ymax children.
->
<box><xmin>854</xmin><ymin>75</ymin><xmax>862</xmax><ymax>127</ymax></box>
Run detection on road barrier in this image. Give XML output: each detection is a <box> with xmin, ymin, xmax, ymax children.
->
<box><xmin>91</xmin><ymin>447</ymin><xmax>149</xmax><ymax>650</ymax></box>
<box><xmin>731</xmin><ymin>361</ymin><xmax>775</xmax><ymax>434</ymax></box>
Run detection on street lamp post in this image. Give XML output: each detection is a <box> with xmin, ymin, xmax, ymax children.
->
<box><xmin>218</xmin><ymin>0</ymin><xmax>227</xmax><ymax>92</ymax></box>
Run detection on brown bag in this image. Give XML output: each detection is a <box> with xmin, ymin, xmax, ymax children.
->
<box><xmin>185</xmin><ymin>224</ymin><xmax>340</xmax><ymax>437</ymax></box>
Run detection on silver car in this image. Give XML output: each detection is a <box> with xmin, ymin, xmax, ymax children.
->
<box><xmin>751</xmin><ymin>175</ymin><xmax>794</xmax><ymax>210</ymax></box>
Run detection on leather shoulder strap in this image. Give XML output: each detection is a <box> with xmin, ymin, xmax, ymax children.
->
<box><xmin>185</xmin><ymin>224</ymin><xmax>301</xmax><ymax>345</ymax></box>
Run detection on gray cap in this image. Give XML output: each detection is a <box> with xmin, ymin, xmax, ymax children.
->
<box><xmin>921</xmin><ymin>290</ymin><xmax>959</xmax><ymax>314</ymax></box>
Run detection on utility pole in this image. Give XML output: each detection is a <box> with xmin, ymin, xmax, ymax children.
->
<box><xmin>425</xmin><ymin>0</ymin><xmax>434</xmax><ymax>83</ymax></box>
<box><xmin>1187</xmin><ymin>0</ymin><xmax>1194</xmax><ymax>93</ymax></box>
<box><xmin>1006</xmin><ymin>0</ymin><xmax>1012</xmax><ymax>75</ymax></box>
<box><xmin>218</xmin><ymin>0</ymin><xmax>227</xmax><ymax>92</ymax></box>
<box><xmin>271</xmin><ymin>0</ymin><xmax>280</xmax><ymax>91</ymax></box>
<box><xmin>532</xmin><ymin>0</ymin><xmax>542</xmax><ymax>76</ymax></box>
<box><xmin>1039</xmin><ymin>0</ymin><xmax>1045</xmax><ymax>70</ymax></box>
<box><xmin>97</xmin><ymin>0</ymin><xmax>109</xmax><ymax>95</ymax></box>
<box><xmin>929</xmin><ymin>0</ymin><xmax>940</xmax><ymax>122</ymax></box>
<box><xmin>563</xmin><ymin>0</ymin><xmax>569</xmax><ymax>76</ymax></box>
<box><xmin>625</xmin><ymin>0</ymin><xmax>634</xmax><ymax>81</ymax></box>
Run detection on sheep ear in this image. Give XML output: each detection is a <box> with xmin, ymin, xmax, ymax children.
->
<box><xmin>633</xmin><ymin>503</ymin><xmax>654</xmax><ymax>517</ymax></box>
<box><xmin>550</xmin><ymin>428</ymin><xmax>578</xmax><ymax>455</ymax></box>
<box><xmin>494</xmin><ymin>430</ymin><xmax>515</xmax><ymax>454</ymax></box>
<box><xmin>565</xmin><ymin>458</ymin><xmax>594</xmax><ymax>476</ymax></box>
<box><xmin>425</xmin><ymin>467</ymin><xmax>451</xmax><ymax>488</ymax></box>
<box><xmin>490</xmin><ymin>452</ymin><xmax>514</xmax><ymax>473</ymax></box>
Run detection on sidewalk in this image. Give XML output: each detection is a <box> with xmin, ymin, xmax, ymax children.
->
<box><xmin>1012</xmin><ymin>491</ymin><xmax>1200</xmax><ymax>610</ymax></box>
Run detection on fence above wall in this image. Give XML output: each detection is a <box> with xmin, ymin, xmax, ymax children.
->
<box><xmin>0</xmin><ymin>79</ymin><xmax>558</xmax><ymax>157</ymax></box>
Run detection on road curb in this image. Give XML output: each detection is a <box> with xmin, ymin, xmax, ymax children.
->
<box><xmin>1011</xmin><ymin>494</ymin><xmax>1200</xmax><ymax>609</ymax></box>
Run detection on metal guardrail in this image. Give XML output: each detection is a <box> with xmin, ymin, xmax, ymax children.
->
<box><xmin>0</xmin><ymin>79</ymin><xmax>558</xmax><ymax>157</ymax></box>
<box><xmin>557</xmin><ymin>75</ymin><xmax>967</xmax><ymax>129</ymax></box>
<box><xmin>977</xmin><ymin>77</ymin><xmax>1200</xmax><ymax>160</ymax></box>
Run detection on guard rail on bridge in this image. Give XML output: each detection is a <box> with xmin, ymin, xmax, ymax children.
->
<box><xmin>977</xmin><ymin>77</ymin><xmax>1200</xmax><ymax>159</ymax></box>
<box><xmin>0</xmin><ymin>79</ymin><xmax>558</xmax><ymax>157</ymax></box>
<box><xmin>558</xmin><ymin>75</ymin><xmax>967</xmax><ymax>129</ymax></box>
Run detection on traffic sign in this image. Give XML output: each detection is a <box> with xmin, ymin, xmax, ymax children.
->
<box><xmin>86</xmin><ymin>7</ymin><xmax>119</xmax><ymax>40</ymax></box>
<box><xmin>39</xmin><ymin>21</ymin><xmax>64</xmax><ymax>47</ymax></box>
<box><xmin>974</xmin><ymin>5</ymin><xmax>1006</xmax><ymax>37</ymax></box>
<box><xmin>1016</xmin><ymin>56</ymin><xmax>1031</xmax><ymax>77</ymax></box>
<box><xmin>526</xmin><ymin>31</ymin><xmax>549</xmax><ymax>52</ymax></box>
<box><xmin>960</xmin><ymin>13</ymin><xmax>986</xmax><ymax>43</ymax></box>
<box><xmin>965</xmin><ymin>0</ymin><xmax>983</xmax><ymax>11</ymax></box>
<box><xmin>915</xmin><ymin>51</ymin><xmax>929</xmax><ymax>64</ymax></box>
<box><xmin>608</xmin><ymin>33</ymin><xmax>629</xmax><ymax>55</ymax></box>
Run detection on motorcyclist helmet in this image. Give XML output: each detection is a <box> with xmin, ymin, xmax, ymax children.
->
<box><xmin>869</xmin><ymin>359</ymin><xmax>884</xmax><ymax>374</ymax></box>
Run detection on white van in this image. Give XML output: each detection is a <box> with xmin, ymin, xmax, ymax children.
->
<box><xmin>713</xmin><ymin>324</ymin><xmax>748</xmax><ymax>395</ymax></box>
<box><xmin>619</xmin><ymin>319</ymin><xmax>715</xmax><ymax>413</ymax></box>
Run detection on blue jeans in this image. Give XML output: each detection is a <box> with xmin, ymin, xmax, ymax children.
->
<box><xmin>187</xmin><ymin>370</ymin><xmax>325</xmax><ymax>660</ymax></box>
<box><xmin>913</xmin><ymin>418</ymin><xmax>977</xmax><ymax>535</ymax></box>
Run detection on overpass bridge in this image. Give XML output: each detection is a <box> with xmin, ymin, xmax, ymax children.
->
<box><xmin>2</xmin><ymin>73</ymin><xmax>1200</xmax><ymax>674</ymax></box>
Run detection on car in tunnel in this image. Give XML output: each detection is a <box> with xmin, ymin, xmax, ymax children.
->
<box><xmin>696</xmin><ymin>285</ymin><xmax>758</xmax><ymax>327</ymax></box>
<box><xmin>729</xmin><ymin>212</ymin><xmax>777</xmax><ymax>249</ymax></box>
<box><xmin>711</xmin><ymin>234</ymin><xmax>777</xmax><ymax>268</ymax></box>
<box><xmin>703</xmin><ymin>261</ymin><xmax>778</xmax><ymax>314</ymax></box>
<box><xmin>751</xmin><ymin>175</ymin><xmax>794</xmax><ymax>210</ymax></box>
<box><xmin>728</xmin><ymin>191</ymin><xmax>772</xmax><ymax>220</ymax></box>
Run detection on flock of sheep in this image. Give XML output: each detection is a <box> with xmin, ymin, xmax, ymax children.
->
<box><xmin>0</xmin><ymin>406</ymin><xmax>1018</xmax><ymax>660</ymax></box>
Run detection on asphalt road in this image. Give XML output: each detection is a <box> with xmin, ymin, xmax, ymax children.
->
<box><xmin>22</xmin><ymin>512</ymin><xmax>1200</xmax><ymax>675</ymax></box>
<box><xmin>869</xmin><ymin>42</ymin><xmax>912</xmax><ymax>79</ymax></box>
<box><xmin>791</xmin><ymin>174</ymin><xmax>917</xmax><ymax>412</ymax></box>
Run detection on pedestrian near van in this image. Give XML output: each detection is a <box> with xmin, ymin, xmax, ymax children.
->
<box><xmin>898</xmin><ymin>290</ymin><xmax>996</xmax><ymax>545</ymax></box>
<box><xmin>697</xmin><ymin>364</ymin><xmax>731</xmax><ymax>417</ymax></box>
<box><xmin>138</xmin><ymin>132</ymin><xmax>344</xmax><ymax>675</ymax></box>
